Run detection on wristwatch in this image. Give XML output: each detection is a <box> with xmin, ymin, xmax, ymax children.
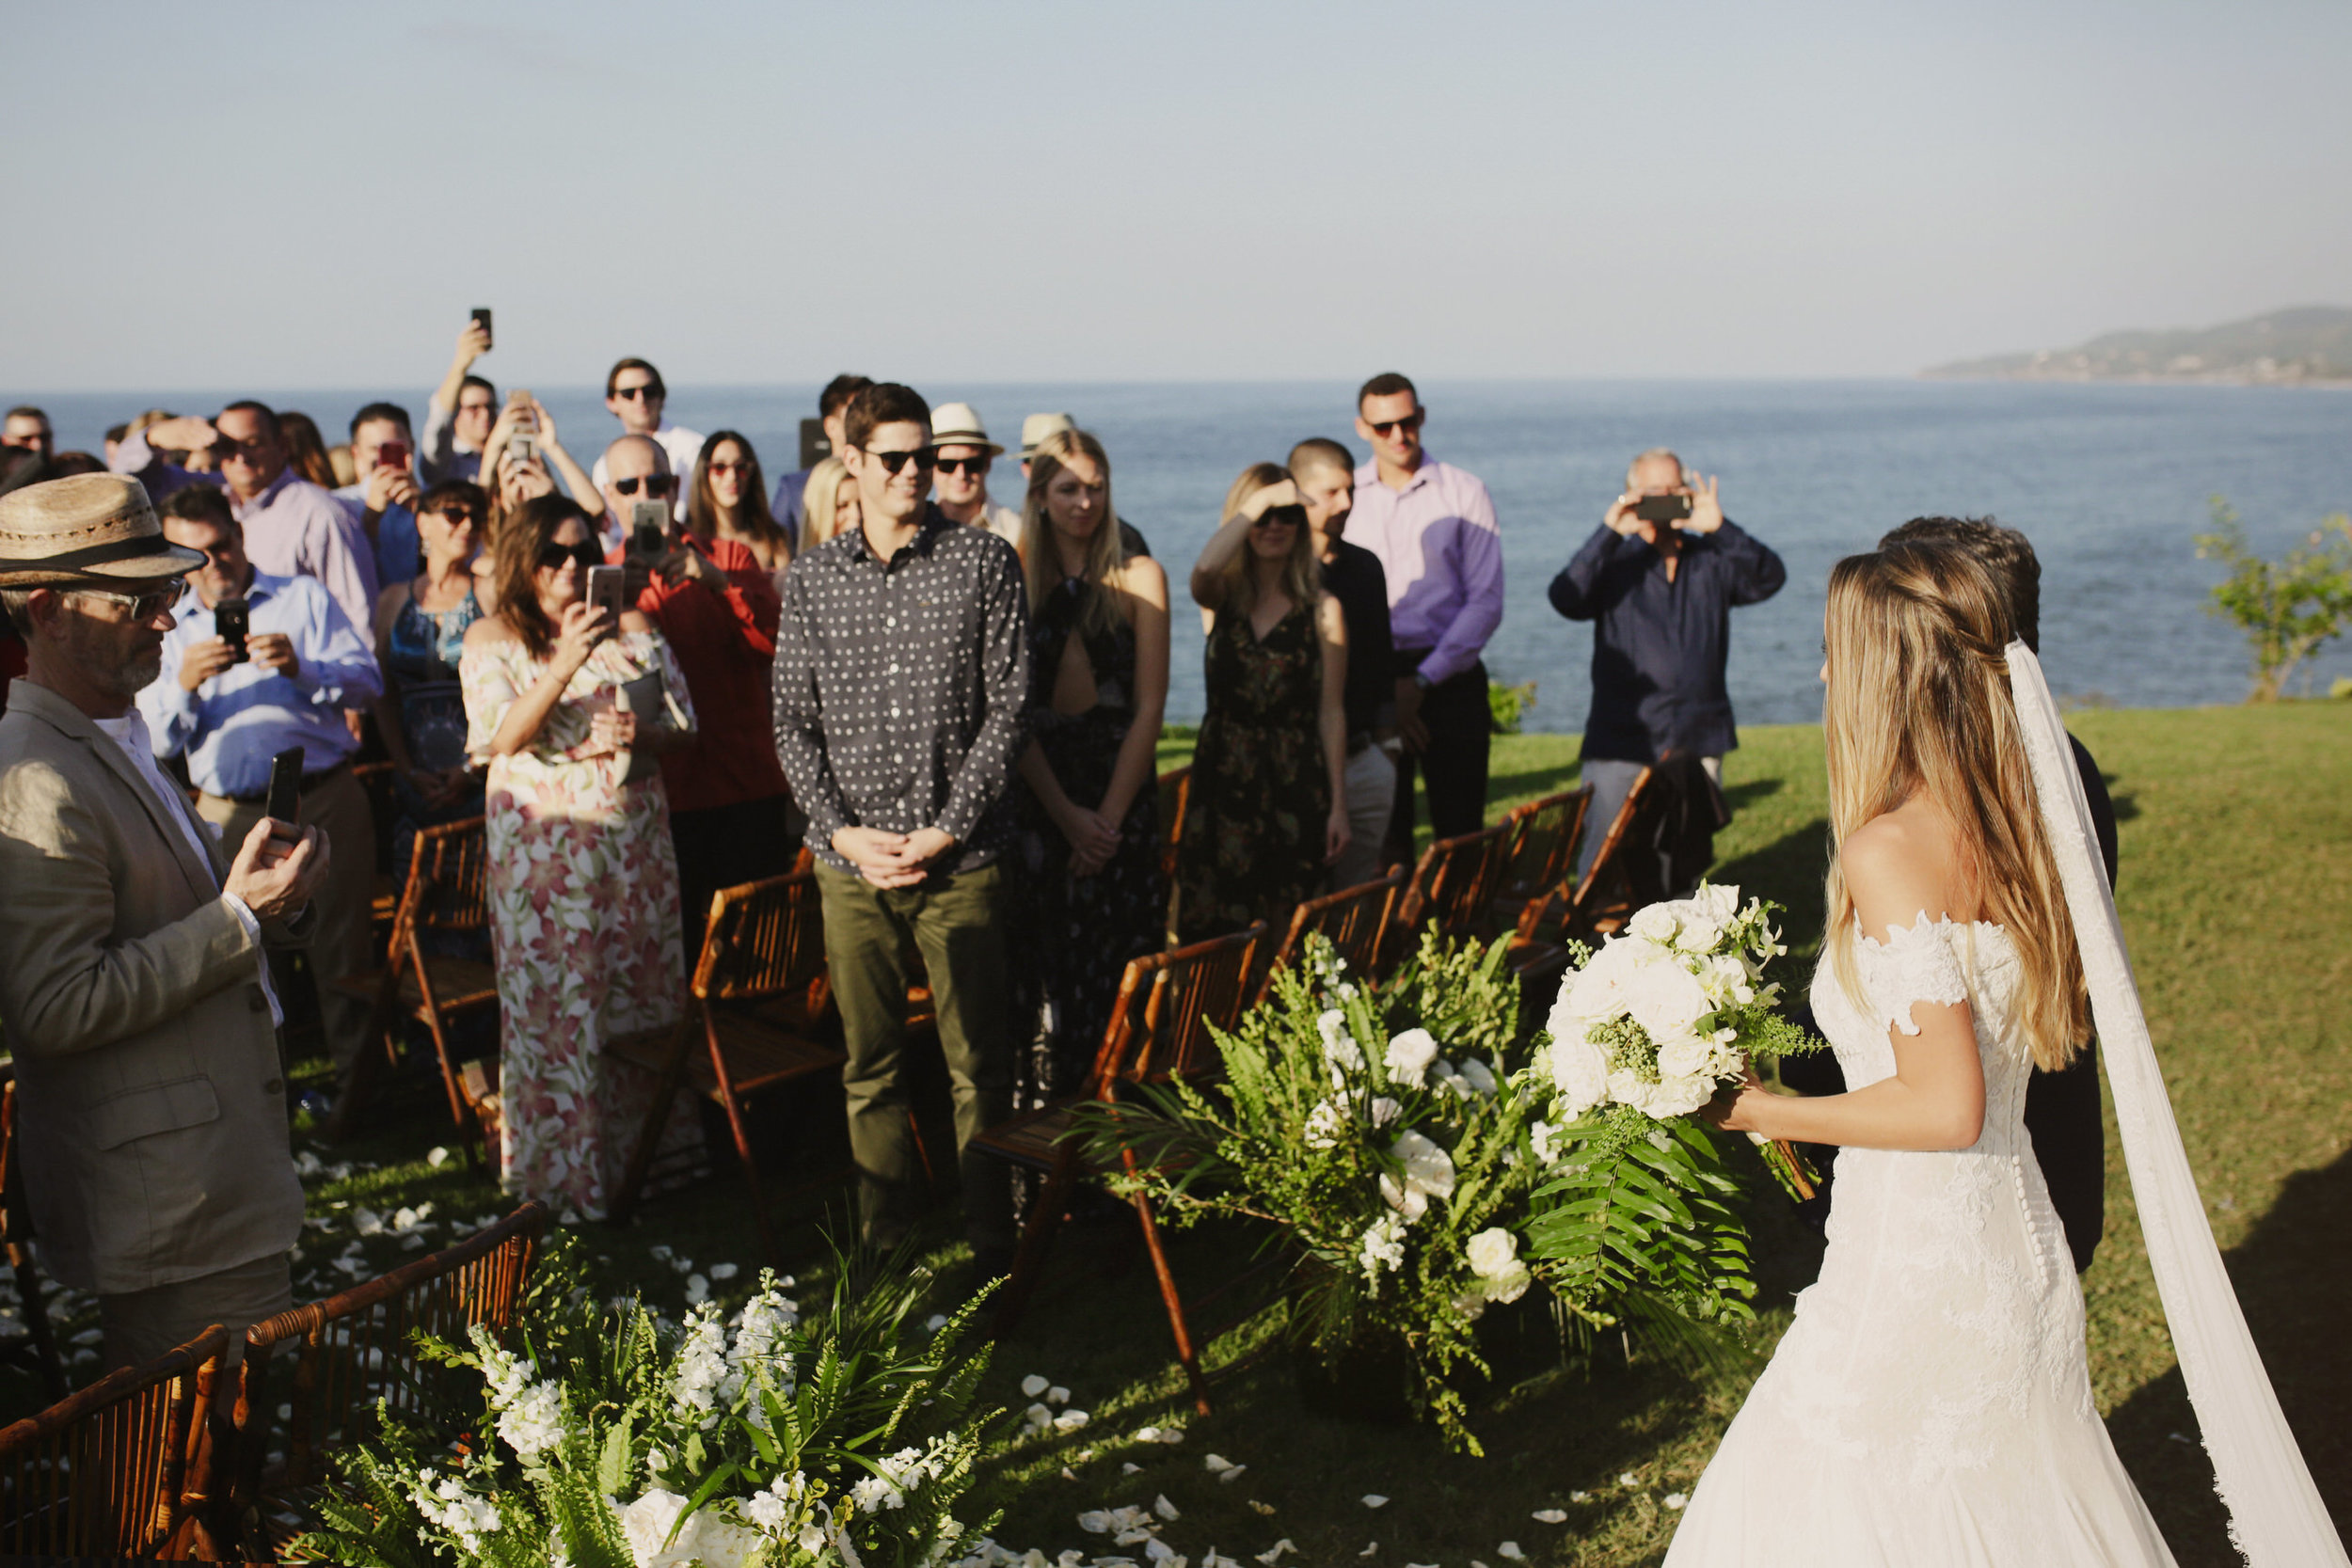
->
<box><xmin>1412</xmin><ymin>671</ymin><xmax>1435</xmax><ymax>693</ymax></box>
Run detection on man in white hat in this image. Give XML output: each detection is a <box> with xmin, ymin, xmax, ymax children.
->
<box><xmin>930</xmin><ymin>403</ymin><xmax>1022</xmax><ymax>546</ymax></box>
<box><xmin>0</xmin><ymin>474</ymin><xmax>326</xmax><ymax>1371</ymax></box>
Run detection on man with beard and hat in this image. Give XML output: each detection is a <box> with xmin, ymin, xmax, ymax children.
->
<box><xmin>0</xmin><ymin>473</ymin><xmax>327</xmax><ymax>1372</ymax></box>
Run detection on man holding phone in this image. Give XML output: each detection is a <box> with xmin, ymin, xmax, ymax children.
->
<box><xmin>137</xmin><ymin>487</ymin><xmax>384</xmax><ymax>1077</ymax></box>
<box><xmin>1547</xmin><ymin>447</ymin><xmax>1786</xmax><ymax>879</ymax></box>
<box><xmin>421</xmin><ymin>316</ymin><xmax>497</xmax><ymax>486</ymax></box>
<box><xmin>333</xmin><ymin>402</ymin><xmax>425</xmax><ymax>590</ymax></box>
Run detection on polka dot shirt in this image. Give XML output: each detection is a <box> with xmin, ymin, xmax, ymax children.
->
<box><xmin>771</xmin><ymin>506</ymin><xmax>1032</xmax><ymax>874</ymax></box>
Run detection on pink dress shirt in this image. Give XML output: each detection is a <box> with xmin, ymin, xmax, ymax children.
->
<box><xmin>1346</xmin><ymin>454</ymin><xmax>1505</xmax><ymax>686</ymax></box>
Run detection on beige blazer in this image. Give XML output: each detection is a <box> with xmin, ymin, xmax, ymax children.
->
<box><xmin>0</xmin><ymin>680</ymin><xmax>309</xmax><ymax>1295</ymax></box>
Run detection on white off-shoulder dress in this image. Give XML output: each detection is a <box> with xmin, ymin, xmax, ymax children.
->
<box><xmin>1664</xmin><ymin>914</ymin><xmax>2176</xmax><ymax>1566</ymax></box>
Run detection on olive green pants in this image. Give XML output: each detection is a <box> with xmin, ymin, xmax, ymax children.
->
<box><xmin>815</xmin><ymin>861</ymin><xmax>1015</xmax><ymax>1254</ymax></box>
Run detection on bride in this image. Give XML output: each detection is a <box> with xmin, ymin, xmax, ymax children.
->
<box><xmin>1669</xmin><ymin>540</ymin><xmax>2340</xmax><ymax>1564</ymax></box>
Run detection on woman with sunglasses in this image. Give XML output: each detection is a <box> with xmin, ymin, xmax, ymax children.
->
<box><xmin>460</xmin><ymin>495</ymin><xmax>702</xmax><ymax>1219</ymax></box>
<box><xmin>372</xmin><ymin>481</ymin><xmax>490</xmax><ymax>869</ymax></box>
<box><xmin>687</xmin><ymin>430</ymin><xmax>791</xmax><ymax>589</ymax></box>
<box><xmin>1175</xmin><ymin>463</ymin><xmax>1350</xmax><ymax>942</ymax></box>
<box><xmin>1009</xmin><ymin>429</ymin><xmax>1170</xmax><ymax>1101</ymax></box>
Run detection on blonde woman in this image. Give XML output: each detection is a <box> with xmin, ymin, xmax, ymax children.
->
<box><xmin>1010</xmin><ymin>429</ymin><xmax>1169</xmax><ymax>1097</ymax></box>
<box><xmin>797</xmin><ymin>457</ymin><xmax>860</xmax><ymax>551</ymax></box>
<box><xmin>1174</xmin><ymin>463</ymin><xmax>1347</xmax><ymax>942</ymax></box>
<box><xmin>1677</xmin><ymin>540</ymin><xmax>2173</xmax><ymax>1560</ymax></box>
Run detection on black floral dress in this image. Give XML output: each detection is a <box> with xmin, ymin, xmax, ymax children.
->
<box><xmin>1176</xmin><ymin>601</ymin><xmax>1328</xmax><ymax>944</ymax></box>
<box><xmin>1013</xmin><ymin>579</ymin><xmax>1165</xmax><ymax>1103</ymax></box>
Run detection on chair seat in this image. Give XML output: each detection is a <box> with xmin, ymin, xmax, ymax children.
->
<box><xmin>332</xmin><ymin>956</ymin><xmax>501</xmax><ymax>1015</ymax></box>
<box><xmin>971</xmin><ymin>1102</ymin><xmax>1079</xmax><ymax>1172</ymax></box>
<box><xmin>607</xmin><ymin>1010</ymin><xmax>845</xmax><ymax>1101</ymax></box>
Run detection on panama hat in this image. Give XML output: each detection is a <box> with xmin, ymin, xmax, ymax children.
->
<box><xmin>930</xmin><ymin>403</ymin><xmax>1005</xmax><ymax>456</ymax></box>
<box><xmin>1020</xmin><ymin>412</ymin><xmax>1076</xmax><ymax>459</ymax></box>
<box><xmin>0</xmin><ymin>474</ymin><xmax>205</xmax><ymax>588</ymax></box>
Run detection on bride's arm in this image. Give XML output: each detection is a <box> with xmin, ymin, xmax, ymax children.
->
<box><xmin>1706</xmin><ymin>820</ymin><xmax>1988</xmax><ymax>1152</ymax></box>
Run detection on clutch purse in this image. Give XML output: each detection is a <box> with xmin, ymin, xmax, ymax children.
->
<box><xmin>615</xmin><ymin>668</ymin><xmax>691</xmax><ymax>784</ymax></box>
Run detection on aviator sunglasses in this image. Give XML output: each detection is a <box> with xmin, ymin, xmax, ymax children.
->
<box><xmin>612</xmin><ymin>474</ymin><xmax>676</xmax><ymax>498</ymax></box>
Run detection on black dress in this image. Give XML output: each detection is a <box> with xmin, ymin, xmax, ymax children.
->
<box><xmin>1175</xmin><ymin>602</ymin><xmax>1328</xmax><ymax>944</ymax></box>
<box><xmin>1013</xmin><ymin>578</ymin><xmax>1165</xmax><ymax>1102</ymax></box>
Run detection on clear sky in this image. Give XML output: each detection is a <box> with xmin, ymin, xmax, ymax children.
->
<box><xmin>8</xmin><ymin>0</ymin><xmax>2348</xmax><ymax>390</ymax></box>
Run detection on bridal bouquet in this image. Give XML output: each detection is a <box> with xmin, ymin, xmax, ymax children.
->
<box><xmin>1523</xmin><ymin>882</ymin><xmax>1821</xmax><ymax>1328</ymax></box>
<box><xmin>295</xmin><ymin>1237</ymin><xmax>995</xmax><ymax>1568</ymax></box>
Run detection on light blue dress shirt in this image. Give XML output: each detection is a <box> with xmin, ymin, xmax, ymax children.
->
<box><xmin>138</xmin><ymin>571</ymin><xmax>384</xmax><ymax>799</ymax></box>
<box><xmin>333</xmin><ymin>482</ymin><xmax>422</xmax><ymax>595</ymax></box>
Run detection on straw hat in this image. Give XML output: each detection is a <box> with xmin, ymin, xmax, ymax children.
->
<box><xmin>1020</xmin><ymin>412</ymin><xmax>1076</xmax><ymax>460</ymax></box>
<box><xmin>930</xmin><ymin>403</ymin><xmax>1004</xmax><ymax>456</ymax></box>
<box><xmin>0</xmin><ymin>474</ymin><xmax>205</xmax><ymax>588</ymax></box>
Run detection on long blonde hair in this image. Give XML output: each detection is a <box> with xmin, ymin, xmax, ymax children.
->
<box><xmin>799</xmin><ymin>457</ymin><xmax>855</xmax><ymax>549</ymax></box>
<box><xmin>1021</xmin><ymin>429</ymin><xmax>1128</xmax><ymax>638</ymax></box>
<box><xmin>1823</xmin><ymin>541</ymin><xmax>2089</xmax><ymax>1070</ymax></box>
<box><xmin>1216</xmin><ymin>462</ymin><xmax>1318</xmax><ymax>623</ymax></box>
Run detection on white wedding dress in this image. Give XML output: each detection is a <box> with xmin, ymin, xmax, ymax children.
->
<box><xmin>1662</xmin><ymin>912</ymin><xmax>2176</xmax><ymax>1565</ymax></box>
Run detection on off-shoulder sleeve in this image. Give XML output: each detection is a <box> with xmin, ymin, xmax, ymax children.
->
<box><xmin>1853</xmin><ymin>912</ymin><xmax>1971</xmax><ymax>1037</ymax></box>
<box><xmin>461</xmin><ymin>640</ymin><xmax>521</xmax><ymax>762</ymax></box>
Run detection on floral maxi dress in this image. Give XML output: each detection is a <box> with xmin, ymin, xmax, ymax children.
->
<box><xmin>460</xmin><ymin>627</ymin><xmax>702</xmax><ymax>1220</ymax></box>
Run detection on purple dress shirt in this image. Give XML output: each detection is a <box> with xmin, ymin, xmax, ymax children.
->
<box><xmin>114</xmin><ymin>431</ymin><xmax>381</xmax><ymax>637</ymax></box>
<box><xmin>1346</xmin><ymin>454</ymin><xmax>1504</xmax><ymax>686</ymax></box>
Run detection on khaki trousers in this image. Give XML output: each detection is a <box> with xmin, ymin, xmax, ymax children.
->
<box><xmin>199</xmin><ymin>766</ymin><xmax>375</xmax><ymax>1070</ymax></box>
<box><xmin>1329</xmin><ymin>743</ymin><xmax>1397</xmax><ymax>894</ymax></box>
<box><xmin>100</xmin><ymin>1250</ymin><xmax>293</xmax><ymax>1373</ymax></box>
<box><xmin>815</xmin><ymin>861</ymin><xmax>1014</xmax><ymax>1254</ymax></box>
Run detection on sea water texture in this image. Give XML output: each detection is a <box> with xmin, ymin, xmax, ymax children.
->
<box><xmin>33</xmin><ymin>379</ymin><xmax>2352</xmax><ymax>733</ymax></box>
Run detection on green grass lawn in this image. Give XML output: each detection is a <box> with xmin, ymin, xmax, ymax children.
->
<box><xmin>7</xmin><ymin>704</ymin><xmax>2344</xmax><ymax>1565</ymax></box>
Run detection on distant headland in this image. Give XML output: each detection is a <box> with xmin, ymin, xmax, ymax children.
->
<box><xmin>1922</xmin><ymin>305</ymin><xmax>2352</xmax><ymax>385</ymax></box>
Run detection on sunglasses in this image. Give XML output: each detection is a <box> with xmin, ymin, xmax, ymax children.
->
<box><xmin>537</xmin><ymin>540</ymin><xmax>602</xmax><ymax>572</ymax></box>
<box><xmin>612</xmin><ymin>385</ymin><xmax>661</xmax><ymax>402</ymax></box>
<box><xmin>1366</xmin><ymin>412</ymin><xmax>1424</xmax><ymax>437</ymax></box>
<box><xmin>613</xmin><ymin>474</ymin><xmax>676</xmax><ymax>498</ymax></box>
<box><xmin>858</xmin><ymin>446</ymin><xmax>939</xmax><ymax>476</ymax></box>
<box><xmin>1252</xmin><ymin>504</ymin><xmax>1307</xmax><ymax>531</ymax></box>
<box><xmin>426</xmin><ymin>506</ymin><xmax>485</xmax><ymax>525</ymax></box>
<box><xmin>706</xmin><ymin>459</ymin><xmax>753</xmax><ymax>476</ymax></box>
<box><xmin>934</xmin><ymin>454</ymin><xmax>991</xmax><ymax>476</ymax></box>
<box><xmin>75</xmin><ymin>585</ymin><xmax>182</xmax><ymax>619</ymax></box>
<box><xmin>210</xmin><ymin>436</ymin><xmax>274</xmax><ymax>460</ymax></box>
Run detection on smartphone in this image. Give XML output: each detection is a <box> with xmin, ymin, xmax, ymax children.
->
<box><xmin>509</xmin><ymin>433</ymin><xmax>535</xmax><ymax>465</ymax></box>
<box><xmin>1632</xmin><ymin>494</ymin><xmax>1694</xmax><ymax>525</ymax></box>
<box><xmin>629</xmin><ymin>501</ymin><xmax>669</xmax><ymax>557</ymax></box>
<box><xmin>263</xmin><ymin>747</ymin><xmax>304</xmax><ymax>841</ymax></box>
<box><xmin>470</xmin><ymin>307</ymin><xmax>493</xmax><ymax>349</ymax></box>
<box><xmin>376</xmin><ymin>438</ymin><xmax>410</xmax><ymax>472</ymax></box>
<box><xmin>214</xmin><ymin>597</ymin><xmax>250</xmax><ymax>663</ymax></box>
<box><xmin>585</xmin><ymin>564</ymin><xmax>628</xmax><ymax>618</ymax></box>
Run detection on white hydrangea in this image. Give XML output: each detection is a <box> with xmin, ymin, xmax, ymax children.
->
<box><xmin>615</xmin><ymin>1488</ymin><xmax>765</xmax><ymax>1568</ymax></box>
<box><xmin>744</xmin><ymin>1470</ymin><xmax>810</xmax><ymax>1533</ymax></box>
<box><xmin>1359</xmin><ymin>1213</ymin><xmax>1407</xmax><ymax>1282</ymax></box>
<box><xmin>1383</xmin><ymin>1028</ymin><xmax>1439</xmax><ymax>1087</ymax></box>
<box><xmin>412</xmin><ymin>1469</ymin><xmax>501</xmax><ymax>1554</ymax></box>
<box><xmin>496</xmin><ymin>1375</ymin><xmax>565</xmax><ymax>1459</ymax></box>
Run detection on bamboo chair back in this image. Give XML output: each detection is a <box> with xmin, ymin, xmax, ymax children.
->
<box><xmin>1395</xmin><ymin>822</ymin><xmax>1516</xmax><ymax>955</ymax></box>
<box><xmin>1088</xmin><ymin>924</ymin><xmax>1266</xmax><ymax>1097</ymax></box>
<box><xmin>1493</xmin><ymin>787</ymin><xmax>1593</xmax><ymax>918</ymax></box>
<box><xmin>1256</xmin><ymin>870</ymin><xmax>1406</xmax><ymax>1003</ymax></box>
<box><xmin>699</xmin><ymin>871</ymin><xmax>831</xmax><ymax>1013</ymax></box>
<box><xmin>234</xmin><ymin>1203</ymin><xmax>547</xmax><ymax>1503</ymax></box>
<box><xmin>1552</xmin><ymin>762</ymin><xmax>1667</xmax><ymax>942</ymax></box>
<box><xmin>0</xmin><ymin>1324</ymin><xmax>226</xmax><ymax>1558</ymax></box>
<box><xmin>1155</xmin><ymin>766</ymin><xmax>1192</xmax><ymax>884</ymax></box>
<box><xmin>411</xmin><ymin>816</ymin><xmax>493</xmax><ymax>940</ymax></box>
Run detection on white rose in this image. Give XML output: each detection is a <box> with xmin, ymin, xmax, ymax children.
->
<box><xmin>1548</xmin><ymin>937</ymin><xmax>1640</xmax><ymax>1037</ymax></box>
<box><xmin>1606</xmin><ymin>1068</ymin><xmax>1650</xmax><ymax>1110</ymax></box>
<box><xmin>1484</xmin><ymin>1261</ymin><xmax>1533</xmax><ymax>1305</ymax></box>
<box><xmin>1391</xmin><ymin>1130</ymin><xmax>1456</xmax><ymax>1202</ymax></box>
<box><xmin>1385</xmin><ymin>1028</ymin><xmax>1440</xmax><ymax>1087</ymax></box>
<box><xmin>1465</xmin><ymin>1227</ymin><xmax>1520</xmax><ymax>1279</ymax></box>
<box><xmin>1457</xmin><ymin>1057</ymin><xmax>1498</xmax><ymax>1096</ymax></box>
<box><xmin>1644</xmin><ymin>1072</ymin><xmax>1715</xmax><ymax>1118</ymax></box>
<box><xmin>1623</xmin><ymin>958</ymin><xmax>1713</xmax><ymax>1050</ymax></box>
<box><xmin>1626</xmin><ymin>904</ymin><xmax>1680</xmax><ymax>945</ymax></box>
<box><xmin>1548</xmin><ymin>1034</ymin><xmax>1611</xmax><ymax>1117</ymax></box>
<box><xmin>1654</xmin><ymin>1036</ymin><xmax>1714</xmax><ymax>1081</ymax></box>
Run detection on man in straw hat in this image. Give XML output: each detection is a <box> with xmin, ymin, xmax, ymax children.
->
<box><xmin>0</xmin><ymin>473</ymin><xmax>326</xmax><ymax>1371</ymax></box>
<box><xmin>930</xmin><ymin>402</ymin><xmax>1021</xmax><ymax>545</ymax></box>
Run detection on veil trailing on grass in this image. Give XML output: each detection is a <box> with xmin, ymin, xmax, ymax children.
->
<box><xmin>2007</xmin><ymin>641</ymin><xmax>2347</xmax><ymax>1567</ymax></box>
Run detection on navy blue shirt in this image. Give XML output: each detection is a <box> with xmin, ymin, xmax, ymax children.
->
<box><xmin>1547</xmin><ymin>519</ymin><xmax>1785</xmax><ymax>764</ymax></box>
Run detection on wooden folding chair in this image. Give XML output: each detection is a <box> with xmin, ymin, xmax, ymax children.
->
<box><xmin>606</xmin><ymin>872</ymin><xmax>848</xmax><ymax>1264</ymax></box>
<box><xmin>1490</xmin><ymin>786</ymin><xmax>1594</xmax><ymax>933</ymax></box>
<box><xmin>326</xmin><ymin>816</ymin><xmax>501</xmax><ymax>1158</ymax></box>
<box><xmin>1157</xmin><ymin>765</ymin><xmax>1192</xmax><ymax>942</ymax></box>
<box><xmin>977</xmin><ymin>923</ymin><xmax>1267</xmax><ymax>1416</ymax></box>
<box><xmin>226</xmin><ymin>1203</ymin><xmax>547</xmax><ymax>1560</ymax></box>
<box><xmin>1554</xmin><ymin>761</ymin><xmax>1672</xmax><ymax>945</ymax></box>
<box><xmin>1383</xmin><ymin>820</ymin><xmax>1516</xmax><ymax>970</ymax></box>
<box><xmin>1252</xmin><ymin>868</ymin><xmax>1406</xmax><ymax>1005</ymax></box>
<box><xmin>0</xmin><ymin>1069</ymin><xmax>65</xmax><ymax>1403</ymax></box>
<box><xmin>0</xmin><ymin>1323</ymin><xmax>227</xmax><ymax>1560</ymax></box>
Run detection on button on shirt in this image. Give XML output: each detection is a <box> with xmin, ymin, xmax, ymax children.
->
<box><xmin>771</xmin><ymin>506</ymin><xmax>1030</xmax><ymax>876</ymax></box>
<box><xmin>112</xmin><ymin>431</ymin><xmax>381</xmax><ymax>638</ymax></box>
<box><xmin>1546</xmin><ymin>520</ymin><xmax>1787</xmax><ymax>764</ymax></box>
<box><xmin>1346</xmin><ymin>455</ymin><xmax>1504</xmax><ymax>684</ymax></box>
<box><xmin>138</xmin><ymin>573</ymin><xmax>384</xmax><ymax>799</ymax></box>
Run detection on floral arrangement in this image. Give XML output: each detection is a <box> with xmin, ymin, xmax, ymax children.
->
<box><xmin>296</xmin><ymin>1237</ymin><xmax>996</xmax><ymax>1568</ymax></box>
<box><xmin>1522</xmin><ymin>883</ymin><xmax>1820</xmax><ymax>1329</ymax></box>
<box><xmin>1082</xmin><ymin>886</ymin><xmax>1820</xmax><ymax>1454</ymax></box>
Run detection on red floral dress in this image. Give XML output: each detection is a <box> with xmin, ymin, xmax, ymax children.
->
<box><xmin>461</xmin><ymin>628</ymin><xmax>701</xmax><ymax>1219</ymax></box>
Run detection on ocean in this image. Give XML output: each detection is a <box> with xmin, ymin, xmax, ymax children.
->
<box><xmin>29</xmin><ymin>380</ymin><xmax>2352</xmax><ymax>733</ymax></box>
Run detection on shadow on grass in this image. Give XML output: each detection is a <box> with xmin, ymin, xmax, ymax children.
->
<box><xmin>1722</xmin><ymin>778</ymin><xmax>1783</xmax><ymax>812</ymax></box>
<box><xmin>1488</xmin><ymin>760</ymin><xmax>1584</xmax><ymax>802</ymax></box>
<box><xmin>2103</xmin><ymin>1147</ymin><xmax>2352</xmax><ymax>1565</ymax></box>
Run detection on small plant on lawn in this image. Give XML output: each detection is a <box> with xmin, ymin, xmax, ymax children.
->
<box><xmin>2194</xmin><ymin>499</ymin><xmax>2352</xmax><ymax>700</ymax></box>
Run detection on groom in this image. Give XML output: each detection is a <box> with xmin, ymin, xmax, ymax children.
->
<box><xmin>1781</xmin><ymin>515</ymin><xmax>2116</xmax><ymax>1274</ymax></box>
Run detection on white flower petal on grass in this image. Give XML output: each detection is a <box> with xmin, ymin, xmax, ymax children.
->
<box><xmin>1497</xmin><ymin>1544</ymin><xmax>1525</xmax><ymax>1562</ymax></box>
<box><xmin>1062</xmin><ymin>1466</ymin><xmax>1079</xmax><ymax>1481</ymax></box>
<box><xmin>1133</xmin><ymin>1425</ymin><xmax>1162</xmax><ymax>1444</ymax></box>
<box><xmin>1155</xmin><ymin>1495</ymin><xmax>1181</xmax><ymax>1521</ymax></box>
<box><xmin>1145</xmin><ymin>1541</ymin><xmax>1177</xmax><ymax>1564</ymax></box>
<box><xmin>1255</xmin><ymin>1541</ymin><xmax>1297</xmax><ymax>1565</ymax></box>
<box><xmin>708</xmin><ymin>1261</ymin><xmax>739</xmax><ymax>1280</ymax></box>
<box><xmin>426</xmin><ymin>1146</ymin><xmax>450</xmax><ymax>1167</ymax></box>
<box><xmin>925</xmin><ymin>1314</ymin><xmax>949</xmax><ymax>1333</ymax></box>
<box><xmin>1617</xmin><ymin>1472</ymin><xmax>1639</xmax><ymax>1487</ymax></box>
<box><xmin>684</xmin><ymin>1274</ymin><xmax>710</xmax><ymax>1306</ymax></box>
<box><xmin>1360</xmin><ymin>1494</ymin><xmax>1389</xmax><ymax>1508</ymax></box>
<box><xmin>1568</xmin><ymin>1491</ymin><xmax>1589</xmax><ymax>1503</ymax></box>
<box><xmin>1123</xmin><ymin>1462</ymin><xmax>1143</xmax><ymax>1475</ymax></box>
<box><xmin>1204</xmin><ymin>1454</ymin><xmax>1235</xmax><ymax>1472</ymax></box>
<box><xmin>1054</xmin><ymin>1410</ymin><xmax>1090</xmax><ymax>1432</ymax></box>
<box><xmin>1023</xmin><ymin>1374</ymin><xmax>1051</xmax><ymax>1398</ymax></box>
<box><xmin>1663</xmin><ymin>1492</ymin><xmax>1689</xmax><ymax>1511</ymax></box>
<box><xmin>1025</xmin><ymin>1402</ymin><xmax>1054</xmax><ymax>1429</ymax></box>
<box><xmin>1049</xmin><ymin>1385</ymin><xmax>1071</xmax><ymax>1404</ymax></box>
<box><xmin>1358</xmin><ymin>1544</ymin><xmax>1377</xmax><ymax>1559</ymax></box>
<box><xmin>1219</xmin><ymin>1465</ymin><xmax>1248</xmax><ymax>1483</ymax></box>
<box><xmin>1532</xmin><ymin>1508</ymin><xmax>1567</xmax><ymax>1523</ymax></box>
